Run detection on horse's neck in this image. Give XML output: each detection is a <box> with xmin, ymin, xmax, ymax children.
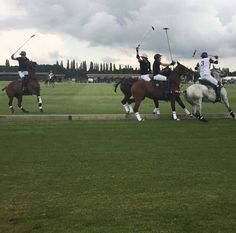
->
<box><xmin>169</xmin><ymin>71</ymin><xmax>181</xmax><ymax>89</ymax></box>
<box><xmin>28</xmin><ymin>71</ymin><xmax>37</xmax><ymax>81</ymax></box>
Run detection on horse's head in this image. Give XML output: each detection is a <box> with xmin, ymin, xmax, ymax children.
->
<box><xmin>169</xmin><ymin>62</ymin><xmax>192</xmax><ymax>87</ymax></box>
<box><xmin>175</xmin><ymin>61</ymin><xmax>191</xmax><ymax>76</ymax></box>
<box><xmin>26</xmin><ymin>61</ymin><xmax>37</xmax><ymax>79</ymax></box>
<box><xmin>211</xmin><ymin>66</ymin><xmax>228</xmax><ymax>81</ymax></box>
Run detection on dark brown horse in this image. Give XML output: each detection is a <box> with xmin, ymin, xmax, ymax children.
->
<box><xmin>44</xmin><ymin>75</ymin><xmax>56</xmax><ymax>87</ymax></box>
<box><xmin>2</xmin><ymin>61</ymin><xmax>43</xmax><ymax>113</ymax></box>
<box><xmin>114</xmin><ymin>78</ymin><xmax>164</xmax><ymax>114</ymax></box>
<box><xmin>131</xmin><ymin>62</ymin><xmax>191</xmax><ymax>121</ymax></box>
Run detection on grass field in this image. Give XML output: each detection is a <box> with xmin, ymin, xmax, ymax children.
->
<box><xmin>0</xmin><ymin>81</ymin><xmax>236</xmax><ymax>115</ymax></box>
<box><xmin>0</xmin><ymin>82</ymin><xmax>236</xmax><ymax>233</ymax></box>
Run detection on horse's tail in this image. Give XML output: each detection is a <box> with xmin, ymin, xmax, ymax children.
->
<box><xmin>183</xmin><ymin>88</ymin><xmax>192</xmax><ymax>105</ymax></box>
<box><xmin>2</xmin><ymin>86</ymin><xmax>6</xmax><ymax>91</ymax></box>
<box><xmin>114</xmin><ymin>80</ymin><xmax>122</xmax><ymax>93</ymax></box>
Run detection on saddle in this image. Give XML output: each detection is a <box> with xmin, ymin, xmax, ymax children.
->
<box><xmin>199</xmin><ymin>79</ymin><xmax>222</xmax><ymax>102</ymax></box>
<box><xmin>199</xmin><ymin>79</ymin><xmax>215</xmax><ymax>89</ymax></box>
<box><xmin>152</xmin><ymin>80</ymin><xmax>170</xmax><ymax>99</ymax></box>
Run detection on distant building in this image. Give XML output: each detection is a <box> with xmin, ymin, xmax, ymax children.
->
<box><xmin>0</xmin><ymin>72</ymin><xmax>65</xmax><ymax>81</ymax></box>
<box><xmin>87</xmin><ymin>73</ymin><xmax>139</xmax><ymax>83</ymax></box>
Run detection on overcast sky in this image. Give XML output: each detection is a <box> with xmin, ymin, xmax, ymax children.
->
<box><xmin>1</xmin><ymin>0</ymin><xmax>236</xmax><ymax>70</ymax></box>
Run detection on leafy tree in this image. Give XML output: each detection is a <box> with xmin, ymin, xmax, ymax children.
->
<box><xmin>5</xmin><ymin>59</ymin><xmax>10</xmax><ymax>67</ymax></box>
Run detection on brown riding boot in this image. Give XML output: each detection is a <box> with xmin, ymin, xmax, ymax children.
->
<box><xmin>21</xmin><ymin>76</ymin><xmax>28</xmax><ymax>91</ymax></box>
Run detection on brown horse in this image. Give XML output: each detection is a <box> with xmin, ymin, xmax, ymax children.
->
<box><xmin>131</xmin><ymin>62</ymin><xmax>191</xmax><ymax>121</ymax></box>
<box><xmin>114</xmin><ymin>78</ymin><xmax>164</xmax><ymax>114</ymax></box>
<box><xmin>2</xmin><ymin>61</ymin><xmax>43</xmax><ymax>113</ymax></box>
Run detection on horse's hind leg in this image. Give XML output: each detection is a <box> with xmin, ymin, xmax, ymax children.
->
<box><xmin>121</xmin><ymin>96</ymin><xmax>130</xmax><ymax>113</ymax></box>
<box><xmin>122</xmin><ymin>94</ymin><xmax>134</xmax><ymax>114</ymax></box>
<box><xmin>8</xmin><ymin>96</ymin><xmax>14</xmax><ymax>113</ymax></box>
<box><xmin>194</xmin><ymin>100</ymin><xmax>207</xmax><ymax>122</ymax></box>
<box><xmin>222</xmin><ymin>96</ymin><xmax>235</xmax><ymax>119</ymax></box>
<box><xmin>17</xmin><ymin>96</ymin><xmax>29</xmax><ymax>113</ymax></box>
<box><xmin>37</xmin><ymin>95</ymin><xmax>43</xmax><ymax>112</ymax></box>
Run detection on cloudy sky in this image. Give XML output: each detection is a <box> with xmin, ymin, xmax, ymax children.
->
<box><xmin>1</xmin><ymin>0</ymin><xmax>236</xmax><ymax>71</ymax></box>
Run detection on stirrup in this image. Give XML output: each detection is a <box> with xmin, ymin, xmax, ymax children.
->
<box><xmin>213</xmin><ymin>98</ymin><xmax>221</xmax><ymax>103</ymax></box>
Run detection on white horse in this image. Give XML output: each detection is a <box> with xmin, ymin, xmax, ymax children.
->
<box><xmin>184</xmin><ymin>67</ymin><xmax>235</xmax><ymax>122</ymax></box>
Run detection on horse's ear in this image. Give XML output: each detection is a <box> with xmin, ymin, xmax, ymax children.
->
<box><xmin>177</xmin><ymin>61</ymin><xmax>180</xmax><ymax>65</ymax></box>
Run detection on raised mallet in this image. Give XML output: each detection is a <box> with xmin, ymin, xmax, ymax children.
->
<box><xmin>12</xmin><ymin>34</ymin><xmax>36</xmax><ymax>56</ymax></box>
<box><xmin>163</xmin><ymin>28</ymin><xmax>173</xmax><ymax>61</ymax></box>
<box><xmin>137</xmin><ymin>26</ymin><xmax>155</xmax><ymax>49</ymax></box>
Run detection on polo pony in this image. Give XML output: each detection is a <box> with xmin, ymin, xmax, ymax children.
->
<box><xmin>184</xmin><ymin>67</ymin><xmax>235</xmax><ymax>122</ymax></box>
<box><xmin>2</xmin><ymin>61</ymin><xmax>43</xmax><ymax>113</ymax></box>
<box><xmin>131</xmin><ymin>62</ymin><xmax>191</xmax><ymax>121</ymax></box>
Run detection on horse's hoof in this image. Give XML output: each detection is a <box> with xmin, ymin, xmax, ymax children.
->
<box><xmin>137</xmin><ymin>118</ymin><xmax>145</xmax><ymax>122</ymax></box>
<box><xmin>125</xmin><ymin>113</ymin><xmax>130</xmax><ymax>118</ymax></box>
<box><xmin>200</xmin><ymin>119</ymin><xmax>208</xmax><ymax>122</ymax></box>
<box><xmin>21</xmin><ymin>108</ymin><xmax>29</xmax><ymax>113</ymax></box>
<box><xmin>173</xmin><ymin>117</ymin><xmax>180</xmax><ymax>121</ymax></box>
<box><xmin>199</xmin><ymin>116</ymin><xmax>208</xmax><ymax>122</ymax></box>
<box><xmin>40</xmin><ymin>109</ymin><xmax>43</xmax><ymax>112</ymax></box>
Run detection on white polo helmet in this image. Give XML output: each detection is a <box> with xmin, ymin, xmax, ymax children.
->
<box><xmin>141</xmin><ymin>53</ymin><xmax>148</xmax><ymax>58</ymax></box>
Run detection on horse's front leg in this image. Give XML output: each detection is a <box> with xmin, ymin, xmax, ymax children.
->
<box><xmin>176</xmin><ymin>96</ymin><xmax>192</xmax><ymax>117</ymax></box>
<box><xmin>17</xmin><ymin>96</ymin><xmax>29</xmax><ymax>113</ymax></box>
<box><xmin>152</xmin><ymin>99</ymin><xmax>160</xmax><ymax>115</ymax></box>
<box><xmin>37</xmin><ymin>95</ymin><xmax>43</xmax><ymax>112</ymax></box>
<box><xmin>170</xmin><ymin>96</ymin><xmax>179</xmax><ymax>120</ymax></box>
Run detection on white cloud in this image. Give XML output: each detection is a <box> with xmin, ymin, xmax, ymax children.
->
<box><xmin>1</xmin><ymin>0</ymin><xmax>236</xmax><ymax>70</ymax></box>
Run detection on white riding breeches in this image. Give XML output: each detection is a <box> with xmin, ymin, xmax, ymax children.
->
<box><xmin>199</xmin><ymin>74</ymin><xmax>218</xmax><ymax>86</ymax></box>
<box><xmin>140</xmin><ymin>74</ymin><xmax>151</xmax><ymax>82</ymax></box>
<box><xmin>18</xmin><ymin>71</ymin><xmax>29</xmax><ymax>79</ymax></box>
<box><xmin>153</xmin><ymin>74</ymin><xmax>167</xmax><ymax>81</ymax></box>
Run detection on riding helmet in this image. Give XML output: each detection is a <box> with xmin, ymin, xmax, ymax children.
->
<box><xmin>141</xmin><ymin>53</ymin><xmax>148</xmax><ymax>59</ymax></box>
<box><xmin>20</xmin><ymin>51</ymin><xmax>26</xmax><ymax>56</ymax></box>
<box><xmin>154</xmin><ymin>53</ymin><xmax>162</xmax><ymax>60</ymax></box>
<box><xmin>201</xmin><ymin>52</ymin><xmax>208</xmax><ymax>58</ymax></box>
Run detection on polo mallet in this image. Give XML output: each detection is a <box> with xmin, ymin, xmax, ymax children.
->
<box><xmin>192</xmin><ymin>49</ymin><xmax>197</xmax><ymax>57</ymax></box>
<box><xmin>163</xmin><ymin>28</ymin><xmax>173</xmax><ymax>61</ymax></box>
<box><xmin>12</xmin><ymin>34</ymin><xmax>36</xmax><ymax>56</ymax></box>
<box><xmin>137</xmin><ymin>26</ymin><xmax>155</xmax><ymax>49</ymax></box>
<box><xmin>192</xmin><ymin>49</ymin><xmax>218</xmax><ymax>58</ymax></box>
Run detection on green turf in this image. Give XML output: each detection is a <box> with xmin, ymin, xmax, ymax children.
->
<box><xmin>0</xmin><ymin>81</ymin><xmax>236</xmax><ymax>232</ymax></box>
<box><xmin>0</xmin><ymin>81</ymin><xmax>236</xmax><ymax>114</ymax></box>
<box><xmin>0</xmin><ymin>120</ymin><xmax>236</xmax><ymax>233</ymax></box>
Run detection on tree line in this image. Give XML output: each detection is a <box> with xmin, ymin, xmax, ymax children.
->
<box><xmin>1</xmin><ymin>59</ymin><xmax>235</xmax><ymax>81</ymax></box>
<box><xmin>1</xmin><ymin>59</ymin><xmax>139</xmax><ymax>80</ymax></box>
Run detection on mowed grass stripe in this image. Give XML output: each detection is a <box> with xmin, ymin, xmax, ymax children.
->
<box><xmin>0</xmin><ymin>82</ymin><xmax>236</xmax><ymax>115</ymax></box>
<box><xmin>0</xmin><ymin>120</ymin><xmax>236</xmax><ymax>233</ymax></box>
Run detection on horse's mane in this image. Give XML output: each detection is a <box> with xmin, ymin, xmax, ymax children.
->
<box><xmin>211</xmin><ymin>66</ymin><xmax>227</xmax><ymax>81</ymax></box>
<box><xmin>26</xmin><ymin>61</ymin><xmax>37</xmax><ymax>80</ymax></box>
